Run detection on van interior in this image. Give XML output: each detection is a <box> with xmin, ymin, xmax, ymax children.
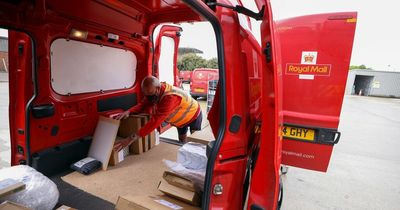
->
<box><xmin>2</xmin><ymin>1</ymin><xmax>221</xmax><ymax>209</ymax></box>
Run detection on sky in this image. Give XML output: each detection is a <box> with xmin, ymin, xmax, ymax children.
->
<box><xmin>1</xmin><ymin>1</ymin><xmax>399</xmax><ymax>71</ymax></box>
<box><xmin>178</xmin><ymin>0</ymin><xmax>400</xmax><ymax>71</ymax></box>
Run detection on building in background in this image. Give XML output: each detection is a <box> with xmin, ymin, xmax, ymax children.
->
<box><xmin>0</xmin><ymin>36</ymin><xmax>8</xmax><ymax>72</ymax></box>
<box><xmin>345</xmin><ymin>70</ymin><xmax>400</xmax><ymax>98</ymax></box>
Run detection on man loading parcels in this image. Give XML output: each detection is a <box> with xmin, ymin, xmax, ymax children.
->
<box><xmin>114</xmin><ymin>76</ymin><xmax>202</xmax><ymax>142</ymax></box>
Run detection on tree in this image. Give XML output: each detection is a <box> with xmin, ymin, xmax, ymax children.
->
<box><xmin>177</xmin><ymin>53</ymin><xmax>207</xmax><ymax>71</ymax></box>
<box><xmin>178</xmin><ymin>47</ymin><xmax>203</xmax><ymax>57</ymax></box>
<box><xmin>206</xmin><ymin>57</ymin><xmax>218</xmax><ymax>69</ymax></box>
<box><xmin>349</xmin><ymin>64</ymin><xmax>370</xmax><ymax>70</ymax></box>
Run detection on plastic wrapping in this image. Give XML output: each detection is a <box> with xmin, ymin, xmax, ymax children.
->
<box><xmin>0</xmin><ymin>165</ymin><xmax>59</xmax><ymax>210</ymax></box>
<box><xmin>163</xmin><ymin>142</ymin><xmax>207</xmax><ymax>191</ymax></box>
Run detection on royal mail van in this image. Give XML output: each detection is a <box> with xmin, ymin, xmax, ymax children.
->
<box><xmin>0</xmin><ymin>0</ymin><xmax>356</xmax><ymax>209</ymax></box>
<box><xmin>179</xmin><ymin>70</ymin><xmax>193</xmax><ymax>83</ymax></box>
<box><xmin>190</xmin><ymin>68</ymin><xmax>219</xmax><ymax>99</ymax></box>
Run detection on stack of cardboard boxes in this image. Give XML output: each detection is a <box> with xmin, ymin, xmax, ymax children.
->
<box><xmin>109</xmin><ymin>114</ymin><xmax>157</xmax><ymax>166</ymax></box>
<box><xmin>115</xmin><ymin>171</ymin><xmax>201</xmax><ymax>210</ymax></box>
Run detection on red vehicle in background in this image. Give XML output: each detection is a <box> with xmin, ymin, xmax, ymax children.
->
<box><xmin>179</xmin><ymin>70</ymin><xmax>193</xmax><ymax>83</ymax></box>
<box><xmin>190</xmin><ymin>68</ymin><xmax>218</xmax><ymax>99</ymax></box>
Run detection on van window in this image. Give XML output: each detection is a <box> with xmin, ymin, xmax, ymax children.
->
<box><xmin>50</xmin><ymin>39</ymin><xmax>136</xmax><ymax>95</ymax></box>
<box><xmin>158</xmin><ymin>36</ymin><xmax>175</xmax><ymax>85</ymax></box>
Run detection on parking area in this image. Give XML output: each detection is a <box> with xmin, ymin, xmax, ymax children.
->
<box><xmin>282</xmin><ymin>95</ymin><xmax>400</xmax><ymax>209</ymax></box>
<box><xmin>0</xmin><ymin>74</ymin><xmax>399</xmax><ymax>209</ymax></box>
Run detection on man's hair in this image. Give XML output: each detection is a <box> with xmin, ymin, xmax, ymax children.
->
<box><xmin>141</xmin><ymin>76</ymin><xmax>161</xmax><ymax>89</ymax></box>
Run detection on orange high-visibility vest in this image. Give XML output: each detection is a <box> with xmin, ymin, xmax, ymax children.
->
<box><xmin>161</xmin><ymin>83</ymin><xmax>199</xmax><ymax>127</ymax></box>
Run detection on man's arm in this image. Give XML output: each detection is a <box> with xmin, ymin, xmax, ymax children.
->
<box><xmin>136</xmin><ymin>95</ymin><xmax>181</xmax><ymax>137</ymax></box>
<box><xmin>129</xmin><ymin>97</ymin><xmax>152</xmax><ymax>114</ymax></box>
<box><xmin>114</xmin><ymin>97</ymin><xmax>152</xmax><ymax>120</ymax></box>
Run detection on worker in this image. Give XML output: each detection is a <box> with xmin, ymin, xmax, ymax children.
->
<box><xmin>114</xmin><ymin>76</ymin><xmax>202</xmax><ymax>142</ymax></box>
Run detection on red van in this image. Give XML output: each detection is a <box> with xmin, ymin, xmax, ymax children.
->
<box><xmin>179</xmin><ymin>70</ymin><xmax>193</xmax><ymax>83</ymax></box>
<box><xmin>0</xmin><ymin>0</ymin><xmax>356</xmax><ymax>209</ymax></box>
<box><xmin>190</xmin><ymin>68</ymin><xmax>219</xmax><ymax>99</ymax></box>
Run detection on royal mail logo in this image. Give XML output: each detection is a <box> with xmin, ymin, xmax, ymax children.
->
<box><xmin>301</xmin><ymin>51</ymin><xmax>318</xmax><ymax>64</ymax></box>
<box><xmin>286</xmin><ymin>63</ymin><xmax>331</xmax><ymax>76</ymax></box>
<box><xmin>303</xmin><ymin>54</ymin><xmax>314</xmax><ymax>63</ymax></box>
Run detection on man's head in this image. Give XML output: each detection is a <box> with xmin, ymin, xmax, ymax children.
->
<box><xmin>141</xmin><ymin>76</ymin><xmax>161</xmax><ymax>103</ymax></box>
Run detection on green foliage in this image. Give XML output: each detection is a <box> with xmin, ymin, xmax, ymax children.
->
<box><xmin>206</xmin><ymin>57</ymin><xmax>218</xmax><ymax>69</ymax></box>
<box><xmin>177</xmin><ymin>53</ymin><xmax>218</xmax><ymax>71</ymax></box>
<box><xmin>178</xmin><ymin>47</ymin><xmax>203</xmax><ymax>56</ymax></box>
<box><xmin>349</xmin><ymin>64</ymin><xmax>371</xmax><ymax>70</ymax></box>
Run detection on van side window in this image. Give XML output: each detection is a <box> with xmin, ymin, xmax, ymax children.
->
<box><xmin>158</xmin><ymin>36</ymin><xmax>175</xmax><ymax>85</ymax></box>
<box><xmin>50</xmin><ymin>39</ymin><xmax>136</xmax><ymax>95</ymax></box>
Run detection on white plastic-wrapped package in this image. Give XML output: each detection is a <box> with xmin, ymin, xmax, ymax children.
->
<box><xmin>177</xmin><ymin>142</ymin><xmax>207</xmax><ymax>170</ymax></box>
<box><xmin>163</xmin><ymin>142</ymin><xmax>207</xmax><ymax>191</ymax></box>
<box><xmin>0</xmin><ymin>165</ymin><xmax>59</xmax><ymax>210</ymax></box>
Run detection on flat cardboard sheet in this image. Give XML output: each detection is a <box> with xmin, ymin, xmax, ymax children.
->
<box><xmin>0</xmin><ymin>201</ymin><xmax>31</xmax><ymax>210</ymax></box>
<box><xmin>62</xmin><ymin>142</ymin><xmax>179</xmax><ymax>203</ymax></box>
<box><xmin>88</xmin><ymin>116</ymin><xmax>120</xmax><ymax>170</ymax></box>
<box><xmin>0</xmin><ymin>179</ymin><xmax>25</xmax><ymax>198</ymax></box>
<box><xmin>115</xmin><ymin>195</ymin><xmax>200</xmax><ymax>210</ymax></box>
<box><xmin>186</xmin><ymin>125</ymin><xmax>215</xmax><ymax>145</ymax></box>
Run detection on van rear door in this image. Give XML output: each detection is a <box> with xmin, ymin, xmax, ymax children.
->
<box><xmin>153</xmin><ymin>25</ymin><xmax>182</xmax><ymax>133</ymax></box>
<box><xmin>153</xmin><ymin>25</ymin><xmax>182</xmax><ymax>87</ymax></box>
<box><xmin>278</xmin><ymin>12</ymin><xmax>357</xmax><ymax>172</ymax></box>
<box><xmin>8</xmin><ymin>31</ymin><xmax>34</xmax><ymax>166</ymax></box>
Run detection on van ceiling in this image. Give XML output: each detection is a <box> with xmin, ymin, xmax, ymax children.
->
<box><xmin>44</xmin><ymin>0</ymin><xmax>202</xmax><ymax>34</ymax></box>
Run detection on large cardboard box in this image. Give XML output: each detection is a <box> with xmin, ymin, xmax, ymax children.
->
<box><xmin>158</xmin><ymin>180</ymin><xmax>200</xmax><ymax>206</ymax></box>
<box><xmin>0</xmin><ymin>179</ymin><xmax>25</xmax><ymax>198</ymax></box>
<box><xmin>186</xmin><ymin>125</ymin><xmax>214</xmax><ymax>145</ymax></box>
<box><xmin>0</xmin><ymin>201</ymin><xmax>31</xmax><ymax>210</ymax></box>
<box><xmin>115</xmin><ymin>195</ymin><xmax>200</xmax><ymax>210</ymax></box>
<box><xmin>119</xmin><ymin>114</ymin><xmax>156</xmax><ymax>153</ymax></box>
<box><xmin>118</xmin><ymin>116</ymin><xmax>143</xmax><ymax>154</ymax></box>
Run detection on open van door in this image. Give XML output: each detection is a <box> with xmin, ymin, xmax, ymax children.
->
<box><xmin>153</xmin><ymin>25</ymin><xmax>182</xmax><ymax>87</ymax></box>
<box><xmin>153</xmin><ymin>25</ymin><xmax>182</xmax><ymax>133</ymax></box>
<box><xmin>8</xmin><ymin>31</ymin><xmax>34</xmax><ymax>166</ymax></box>
<box><xmin>278</xmin><ymin>12</ymin><xmax>357</xmax><ymax>172</ymax></box>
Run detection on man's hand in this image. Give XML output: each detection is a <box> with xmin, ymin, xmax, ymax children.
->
<box><xmin>130</xmin><ymin>133</ymin><xmax>139</xmax><ymax>141</ymax></box>
<box><xmin>114</xmin><ymin>111</ymin><xmax>130</xmax><ymax>120</ymax></box>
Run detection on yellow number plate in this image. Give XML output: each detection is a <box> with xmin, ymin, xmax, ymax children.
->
<box><xmin>282</xmin><ymin>126</ymin><xmax>315</xmax><ymax>141</ymax></box>
<box><xmin>195</xmin><ymin>88</ymin><xmax>204</xmax><ymax>92</ymax></box>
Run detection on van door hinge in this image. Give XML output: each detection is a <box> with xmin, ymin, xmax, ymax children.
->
<box><xmin>18</xmin><ymin>44</ymin><xmax>24</xmax><ymax>55</ymax></box>
<box><xmin>207</xmin><ymin>2</ymin><xmax>265</xmax><ymax>20</ymax></box>
<box><xmin>263</xmin><ymin>42</ymin><xmax>272</xmax><ymax>63</ymax></box>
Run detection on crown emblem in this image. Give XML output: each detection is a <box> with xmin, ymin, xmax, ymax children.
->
<box><xmin>304</xmin><ymin>54</ymin><xmax>314</xmax><ymax>63</ymax></box>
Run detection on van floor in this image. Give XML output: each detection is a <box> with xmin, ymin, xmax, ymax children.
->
<box><xmin>60</xmin><ymin>141</ymin><xmax>179</xmax><ymax>205</ymax></box>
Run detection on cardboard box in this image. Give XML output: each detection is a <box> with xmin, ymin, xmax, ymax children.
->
<box><xmin>162</xmin><ymin>171</ymin><xmax>196</xmax><ymax>192</ymax></box>
<box><xmin>0</xmin><ymin>201</ymin><xmax>31</xmax><ymax>210</ymax></box>
<box><xmin>109</xmin><ymin>145</ymin><xmax>130</xmax><ymax>166</ymax></box>
<box><xmin>0</xmin><ymin>179</ymin><xmax>25</xmax><ymax>198</ymax></box>
<box><xmin>186</xmin><ymin>125</ymin><xmax>214</xmax><ymax>145</ymax></box>
<box><xmin>119</xmin><ymin>116</ymin><xmax>143</xmax><ymax>154</ymax></box>
<box><xmin>55</xmin><ymin>205</ymin><xmax>77</xmax><ymax>210</ymax></box>
<box><xmin>118</xmin><ymin>114</ymin><xmax>156</xmax><ymax>154</ymax></box>
<box><xmin>158</xmin><ymin>180</ymin><xmax>200</xmax><ymax>206</ymax></box>
<box><xmin>115</xmin><ymin>195</ymin><xmax>200</xmax><ymax>210</ymax></box>
<box><xmin>109</xmin><ymin>137</ymin><xmax>133</xmax><ymax>166</ymax></box>
<box><xmin>140</xmin><ymin>116</ymin><xmax>149</xmax><ymax>152</ymax></box>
